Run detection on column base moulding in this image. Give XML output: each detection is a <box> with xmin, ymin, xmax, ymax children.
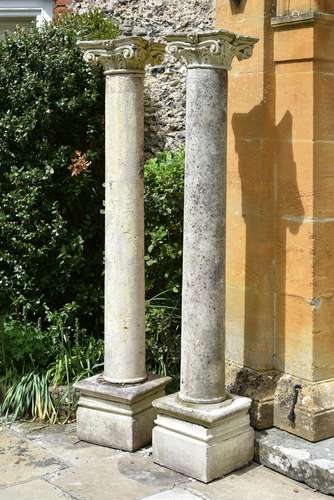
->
<box><xmin>274</xmin><ymin>375</ymin><xmax>334</xmax><ymax>442</ymax></box>
<box><xmin>152</xmin><ymin>392</ymin><xmax>254</xmax><ymax>483</ymax></box>
<box><xmin>74</xmin><ymin>374</ymin><xmax>171</xmax><ymax>452</ymax></box>
<box><xmin>226</xmin><ymin>361</ymin><xmax>281</xmax><ymax>430</ymax></box>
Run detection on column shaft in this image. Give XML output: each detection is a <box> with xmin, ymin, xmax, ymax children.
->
<box><xmin>75</xmin><ymin>38</ymin><xmax>170</xmax><ymax>453</ymax></box>
<box><xmin>104</xmin><ymin>73</ymin><xmax>146</xmax><ymax>383</ymax></box>
<box><xmin>180</xmin><ymin>68</ymin><xmax>227</xmax><ymax>404</ymax></box>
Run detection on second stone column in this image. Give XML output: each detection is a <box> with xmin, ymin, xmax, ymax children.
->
<box><xmin>153</xmin><ymin>30</ymin><xmax>258</xmax><ymax>482</ymax></box>
<box><xmin>75</xmin><ymin>37</ymin><xmax>170</xmax><ymax>452</ymax></box>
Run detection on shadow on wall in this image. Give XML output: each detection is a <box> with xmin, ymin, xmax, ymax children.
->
<box><xmin>275</xmin><ymin>111</ymin><xmax>304</xmax><ymax>374</ymax></box>
<box><xmin>231</xmin><ymin>106</ymin><xmax>304</xmax><ymax>375</ymax></box>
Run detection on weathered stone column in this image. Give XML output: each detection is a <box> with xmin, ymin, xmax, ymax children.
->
<box><xmin>153</xmin><ymin>31</ymin><xmax>258</xmax><ymax>483</ymax></box>
<box><xmin>179</xmin><ymin>51</ymin><xmax>227</xmax><ymax>406</ymax></box>
<box><xmin>103</xmin><ymin>48</ymin><xmax>146</xmax><ymax>385</ymax></box>
<box><xmin>75</xmin><ymin>37</ymin><xmax>170</xmax><ymax>452</ymax></box>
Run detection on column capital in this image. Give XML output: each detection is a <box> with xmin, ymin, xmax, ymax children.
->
<box><xmin>165</xmin><ymin>30</ymin><xmax>258</xmax><ymax>70</ymax></box>
<box><xmin>78</xmin><ymin>37</ymin><xmax>165</xmax><ymax>75</ymax></box>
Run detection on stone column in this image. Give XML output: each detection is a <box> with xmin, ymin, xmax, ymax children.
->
<box><xmin>180</xmin><ymin>63</ymin><xmax>227</xmax><ymax>405</ymax></box>
<box><xmin>75</xmin><ymin>37</ymin><xmax>170</xmax><ymax>452</ymax></box>
<box><xmin>153</xmin><ymin>31</ymin><xmax>258</xmax><ymax>483</ymax></box>
<box><xmin>103</xmin><ymin>49</ymin><xmax>146</xmax><ymax>385</ymax></box>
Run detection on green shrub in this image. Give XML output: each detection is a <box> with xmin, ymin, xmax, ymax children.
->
<box><xmin>0</xmin><ymin>304</ymin><xmax>103</xmax><ymax>379</ymax></box>
<box><xmin>54</xmin><ymin>9</ymin><xmax>120</xmax><ymax>40</ymax></box>
<box><xmin>0</xmin><ymin>11</ymin><xmax>119</xmax><ymax>333</ymax></box>
<box><xmin>144</xmin><ymin>150</ymin><xmax>184</xmax><ymax>298</ymax></box>
<box><xmin>0</xmin><ymin>307</ymin><xmax>104</xmax><ymax>422</ymax></box>
<box><xmin>144</xmin><ymin>151</ymin><xmax>184</xmax><ymax>386</ymax></box>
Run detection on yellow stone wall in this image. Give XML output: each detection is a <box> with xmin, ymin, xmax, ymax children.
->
<box><xmin>277</xmin><ymin>0</ymin><xmax>334</xmax><ymax>15</ymax></box>
<box><xmin>217</xmin><ymin>0</ymin><xmax>276</xmax><ymax>372</ymax></box>
<box><xmin>217</xmin><ymin>0</ymin><xmax>334</xmax><ymax>439</ymax></box>
<box><xmin>273</xmin><ymin>19</ymin><xmax>334</xmax><ymax>383</ymax></box>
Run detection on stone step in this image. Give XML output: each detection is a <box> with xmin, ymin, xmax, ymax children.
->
<box><xmin>256</xmin><ymin>428</ymin><xmax>334</xmax><ymax>496</ymax></box>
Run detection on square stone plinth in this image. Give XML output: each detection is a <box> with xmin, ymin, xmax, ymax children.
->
<box><xmin>74</xmin><ymin>374</ymin><xmax>171</xmax><ymax>452</ymax></box>
<box><xmin>152</xmin><ymin>392</ymin><xmax>255</xmax><ymax>483</ymax></box>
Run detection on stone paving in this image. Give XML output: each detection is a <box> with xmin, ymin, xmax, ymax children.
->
<box><xmin>256</xmin><ymin>428</ymin><xmax>334</xmax><ymax>495</ymax></box>
<box><xmin>0</xmin><ymin>421</ymin><xmax>330</xmax><ymax>500</ymax></box>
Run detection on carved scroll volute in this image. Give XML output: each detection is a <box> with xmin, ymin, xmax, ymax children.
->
<box><xmin>165</xmin><ymin>29</ymin><xmax>258</xmax><ymax>70</ymax></box>
<box><xmin>78</xmin><ymin>37</ymin><xmax>165</xmax><ymax>74</ymax></box>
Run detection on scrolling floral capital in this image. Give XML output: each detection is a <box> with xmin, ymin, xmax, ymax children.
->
<box><xmin>78</xmin><ymin>37</ymin><xmax>165</xmax><ymax>74</ymax></box>
<box><xmin>165</xmin><ymin>30</ymin><xmax>258</xmax><ymax>70</ymax></box>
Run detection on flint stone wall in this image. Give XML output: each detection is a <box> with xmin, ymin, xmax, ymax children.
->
<box><xmin>70</xmin><ymin>0</ymin><xmax>215</xmax><ymax>154</ymax></box>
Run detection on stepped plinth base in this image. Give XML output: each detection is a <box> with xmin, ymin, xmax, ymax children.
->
<box><xmin>75</xmin><ymin>374</ymin><xmax>170</xmax><ymax>452</ymax></box>
<box><xmin>152</xmin><ymin>392</ymin><xmax>254</xmax><ymax>483</ymax></box>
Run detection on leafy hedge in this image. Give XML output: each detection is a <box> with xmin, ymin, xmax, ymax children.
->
<box><xmin>0</xmin><ymin>11</ymin><xmax>119</xmax><ymax>331</ymax></box>
<box><xmin>0</xmin><ymin>12</ymin><xmax>184</xmax><ymax>408</ymax></box>
<box><xmin>145</xmin><ymin>151</ymin><xmax>184</xmax><ymax>382</ymax></box>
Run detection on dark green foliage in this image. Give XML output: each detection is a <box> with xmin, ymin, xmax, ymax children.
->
<box><xmin>0</xmin><ymin>12</ymin><xmax>118</xmax><ymax>420</ymax></box>
<box><xmin>1</xmin><ymin>305</ymin><xmax>103</xmax><ymax>379</ymax></box>
<box><xmin>0</xmin><ymin>307</ymin><xmax>104</xmax><ymax>422</ymax></box>
<box><xmin>144</xmin><ymin>150</ymin><xmax>184</xmax><ymax>298</ymax></box>
<box><xmin>54</xmin><ymin>9</ymin><xmax>120</xmax><ymax>41</ymax></box>
<box><xmin>144</xmin><ymin>151</ymin><xmax>184</xmax><ymax>387</ymax></box>
<box><xmin>0</xmin><ymin>12</ymin><xmax>119</xmax><ymax>332</ymax></box>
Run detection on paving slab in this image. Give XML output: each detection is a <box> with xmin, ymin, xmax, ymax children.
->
<box><xmin>186</xmin><ymin>463</ymin><xmax>328</xmax><ymax>500</ymax></box>
<box><xmin>0</xmin><ymin>427</ymin><xmax>66</xmax><ymax>487</ymax></box>
<box><xmin>46</xmin><ymin>452</ymin><xmax>186</xmax><ymax>500</ymax></box>
<box><xmin>20</xmin><ymin>422</ymin><xmax>122</xmax><ymax>466</ymax></box>
<box><xmin>143</xmin><ymin>488</ymin><xmax>206</xmax><ymax>499</ymax></box>
<box><xmin>0</xmin><ymin>422</ymin><xmax>331</xmax><ymax>500</ymax></box>
<box><xmin>256</xmin><ymin>428</ymin><xmax>334</xmax><ymax>496</ymax></box>
<box><xmin>0</xmin><ymin>479</ymin><xmax>71</xmax><ymax>500</ymax></box>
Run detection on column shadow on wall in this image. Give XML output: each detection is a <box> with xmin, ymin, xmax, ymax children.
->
<box><xmin>231</xmin><ymin>106</ymin><xmax>303</xmax><ymax>382</ymax></box>
<box><xmin>275</xmin><ymin>111</ymin><xmax>304</xmax><ymax>375</ymax></box>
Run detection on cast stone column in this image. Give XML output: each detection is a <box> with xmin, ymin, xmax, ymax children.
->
<box><xmin>75</xmin><ymin>37</ymin><xmax>170</xmax><ymax>452</ymax></box>
<box><xmin>153</xmin><ymin>30</ymin><xmax>258</xmax><ymax>483</ymax></box>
